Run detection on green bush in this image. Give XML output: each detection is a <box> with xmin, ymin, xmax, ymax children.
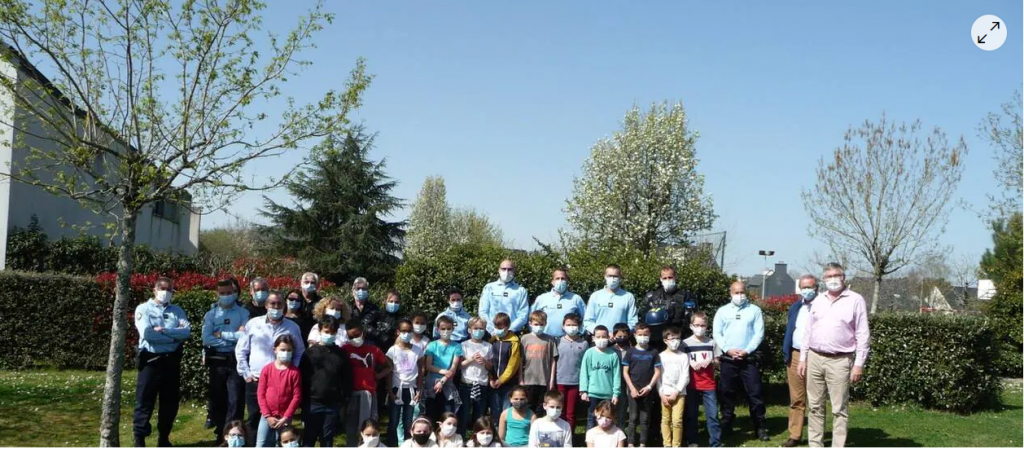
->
<box><xmin>0</xmin><ymin>271</ymin><xmax>110</xmax><ymax>369</ymax></box>
<box><xmin>852</xmin><ymin>313</ymin><xmax>1002</xmax><ymax>413</ymax></box>
<box><xmin>985</xmin><ymin>276</ymin><xmax>1023</xmax><ymax>376</ymax></box>
<box><xmin>5</xmin><ymin>217</ymin><xmax>200</xmax><ymax>275</ymax></box>
<box><xmin>394</xmin><ymin>243</ymin><xmax>733</xmax><ymax>321</ymax></box>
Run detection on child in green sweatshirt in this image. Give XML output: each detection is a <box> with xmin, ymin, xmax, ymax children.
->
<box><xmin>579</xmin><ymin>325</ymin><xmax>621</xmax><ymax>431</ymax></box>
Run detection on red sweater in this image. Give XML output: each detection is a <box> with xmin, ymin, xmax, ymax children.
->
<box><xmin>257</xmin><ymin>363</ymin><xmax>302</xmax><ymax>419</ymax></box>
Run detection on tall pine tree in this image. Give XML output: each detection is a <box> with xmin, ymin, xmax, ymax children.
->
<box><xmin>262</xmin><ymin>127</ymin><xmax>405</xmax><ymax>284</ymax></box>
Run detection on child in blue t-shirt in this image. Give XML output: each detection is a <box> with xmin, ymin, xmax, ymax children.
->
<box><xmin>424</xmin><ymin>315</ymin><xmax>464</xmax><ymax>419</ymax></box>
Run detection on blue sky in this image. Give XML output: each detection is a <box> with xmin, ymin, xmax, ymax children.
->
<box><xmin>204</xmin><ymin>1</ymin><xmax>1023</xmax><ymax>278</ymax></box>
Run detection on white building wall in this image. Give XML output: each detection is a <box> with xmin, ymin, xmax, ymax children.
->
<box><xmin>0</xmin><ymin>57</ymin><xmax>198</xmax><ymax>269</ymax></box>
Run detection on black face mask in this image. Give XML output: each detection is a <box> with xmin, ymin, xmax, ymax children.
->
<box><xmin>512</xmin><ymin>400</ymin><xmax>527</xmax><ymax>410</ymax></box>
<box><xmin>614</xmin><ymin>337</ymin><xmax>629</xmax><ymax>346</ymax></box>
<box><xmin>413</xmin><ymin>433</ymin><xmax>431</xmax><ymax>445</ymax></box>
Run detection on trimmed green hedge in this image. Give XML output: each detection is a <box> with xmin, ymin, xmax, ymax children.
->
<box><xmin>0</xmin><ymin>271</ymin><xmax>110</xmax><ymax>369</ymax></box>
<box><xmin>851</xmin><ymin>313</ymin><xmax>1002</xmax><ymax>413</ymax></box>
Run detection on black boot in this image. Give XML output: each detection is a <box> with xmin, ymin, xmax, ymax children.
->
<box><xmin>157</xmin><ymin>435</ymin><xmax>172</xmax><ymax>447</ymax></box>
<box><xmin>133</xmin><ymin>436</ymin><xmax>146</xmax><ymax>447</ymax></box>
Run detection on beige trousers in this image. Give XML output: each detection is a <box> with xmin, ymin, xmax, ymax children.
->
<box><xmin>787</xmin><ymin>350</ymin><xmax>807</xmax><ymax>441</ymax></box>
<box><xmin>806</xmin><ymin>351</ymin><xmax>854</xmax><ymax>447</ymax></box>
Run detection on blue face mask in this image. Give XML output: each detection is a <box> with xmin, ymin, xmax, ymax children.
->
<box><xmin>386</xmin><ymin>302</ymin><xmax>400</xmax><ymax>313</ymax></box>
<box><xmin>253</xmin><ymin>290</ymin><xmax>269</xmax><ymax>305</ymax></box>
<box><xmin>218</xmin><ymin>294</ymin><xmax>238</xmax><ymax>307</ymax></box>
<box><xmin>287</xmin><ymin>299</ymin><xmax>301</xmax><ymax>311</ymax></box>
<box><xmin>267</xmin><ymin>308</ymin><xmax>284</xmax><ymax>320</ymax></box>
<box><xmin>801</xmin><ymin>288</ymin><xmax>817</xmax><ymax>303</ymax></box>
<box><xmin>282</xmin><ymin>441</ymin><xmax>299</xmax><ymax>448</ymax></box>
<box><xmin>531</xmin><ymin>325</ymin><xmax>544</xmax><ymax>335</ymax></box>
<box><xmin>471</xmin><ymin>329</ymin><xmax>486</xmax><ymax>340</ymax></box>
<box><xmin>355</xmin><ymin>289</ymin><xmax>369</xmax><ymax>301</ymax></box>
<box><xmin>400</xmin><ymin>332</ymin><xmax>413</xmax><ymax>343</ymax></box>
<box><xmin>605</xmin><ymin>276</ymin><xmax>621</xmax><ymax>290</ymax></box>
<box><xmin>227</xmin><ymin>435</ymin><xmax>244</xmax><ymax>448</ymax></box>
<box><xmin>552</xmin><ymin>280</ymin><xmax>568</xmax><ymax>294</ymax></box>
<box><xmin>494</xmin><ymin>328</ymin><xmax>507</xmax><ymax>338</ymax></box>
<box><xmin>321</xmin><ymin>333</ymin><xmax>336</xmax><ymax>345</ymax></box>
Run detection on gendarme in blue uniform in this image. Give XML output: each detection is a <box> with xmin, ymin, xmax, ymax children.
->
<box><xmin>133</xmin><ymin>296</ymin><xmax>191</xmax><ymax>446</ymax></box>
<box><xmin>532</xmin><ymin>290</ymin><xmax>586</xmax><ymax>337</ymax></box>
<box><xmin>583</xmin><ymin>287</ymin><xmax>639</xmax><ymax>334</ymax></box>
<box><xmin>202</xmin><ymin>299</ymin><xmax>250</xmax><ymax>442</ymax></box>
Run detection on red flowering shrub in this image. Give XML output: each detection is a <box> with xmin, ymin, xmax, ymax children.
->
<box><xmin>757</xmin><ymin>293</ymin><xmax>799</xmax><ymax>315</ymax></box>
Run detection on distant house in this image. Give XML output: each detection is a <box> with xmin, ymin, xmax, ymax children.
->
<box><xmin>745</xmin><ymin>262</ymin><xmax>796</xmax><ymax>298</ymax></box>
<box><xmin>0</xmin><ymin>44</ymin><xmax>199</xmax><ymax>269</ymax></box>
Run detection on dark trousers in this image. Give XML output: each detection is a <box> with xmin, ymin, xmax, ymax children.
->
<box><xmin>458</xmin><ymin>383</ymin><xmax>490</xmax><ymax>437</ymax></box>
<box><xmin>489</xmin><ymin>382</ymin><xmax>515</xmax><ymax>425</ymax></box>
<box><xmin>245</xmin><ymin>379</ymin><xmax>261</xmax><ymax>446</ymax></box>
<box><xmin>626</xmin><ymin>393</ymin><xmax>655</xmax><ymax>445</ymax></box>
<box><xmin>585</xmin><ymin>396</ymin><xmax>613</xmax><ymax>429</ymax></box>
<box><xmin>718</xmin><ymin>358</ymin><xmax>767</xmax><ymax>429</ymax></box>
<box><xmin>208</xmin><ymin>356</ymin><xmax>245</xmax><ymax>441</ymax></box>
<box><xmin>303</xmin><ymin>402</ymin><xmax>338</xmax><ymax>447</ymax></box>
<box><xmin>387</xmin><ymin>389</ymin><xmax>415</xmax><ymax>447</ymax></box>
<box><xmin>526</xmin><ymin>385</ymin><xmax>548</xmax><ymax>417</ymax></box>
<box><xmin>133</xmin><ymin>350</ymin><xmax>182</xmax><ymax>440</ymax></box>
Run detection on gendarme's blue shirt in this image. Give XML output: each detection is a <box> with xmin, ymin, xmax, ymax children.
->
<box><xmin>479</xmin><ymin>280</ymin><xmax>530</xmax><ymax>333</ymax></box>
<box><xmin>532</xmin><ymin>290</ymin><xmax>586</xmax><ymax>337</ymax></box>
<box><xmin>583</xmin><ymin>288</ymin><xmax>639</xmax><ymax>334</ymax></box>
<box><xmin>713</xmin><ymin>301</ymin><xmax>765</xmax><ymax>355</ymax></box>
<box><xmin>202</xmin><ymin>303</ymin><xmax>251</xmax><ymax>353</ymax></box>
<box><xmin>135</xmin><ymin>299</ymin><xmax>191</xmax><ymax>354</ymax></box>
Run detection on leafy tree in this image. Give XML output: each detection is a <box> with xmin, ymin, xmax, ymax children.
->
<box><xmin>404</xmin><ymin>176</ymin><xmax>452</xmax><ymax>257</ymax></box>
<box><xmin>262</xmin><ymin>128</ymin><xmax>405</xmax><ymax>285</ymax></box>
<box><xmin>564</xmin><ymin>101</ymin><xmax>716</xmax><ymax>253</ymax></box>
<box><xmin>451</xmin><ymin>207</ymin><xmax>504</xmax><ymax>248</ymax></box>
<box><xmin>405</xmin><ymin>176</ymin><xmax>503</xmax><ymax>258</ymax></box>
<box><xmin>980</xmin><ymin>213</ymin><xmax>1023</xmax><ymax>284</ymax></box>
<box><xmin>801</xmin><ymin>115</ymin><xmax>966</xmax><ymax>313</ymax></box>
<box><xmin>0</xmin><ymin>1</ymin><xmax>368</xmax><ymax>445</ymax></box>
<box><xmin>978</xmin><ymin>89</ymin><xmax>1023</xmax><ymax>218</ymax></box>
<box><xmin>979</xmin><ymin>213</ymin><xmax>1023</xmax><ymax>375</ymax></box>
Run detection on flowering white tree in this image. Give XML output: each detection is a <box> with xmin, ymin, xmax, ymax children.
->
<box><xmin>564</xmin><ymin>101</ymin><xmax>716</xmax><ymax>253</ymax></box>
<box><xmin>405</xmin><ymin>176</ymin><xmax>503</xmax><ymax>258</ymax></box>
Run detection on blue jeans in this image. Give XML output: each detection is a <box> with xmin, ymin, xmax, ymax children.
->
<box><xmin>684</xmin><ymin>389</ymin><xmax>722</xmax><ymax>447</ymax></box>
<box><xmin>489</xmin><ymin>382</ymin><xmax>515</xmax><ymax>425</ymax></box>
<box><xmin>256</xmin><ymin>415</ymin><xmax>280</xmax><ymax>447</ymax></box>
<box><xmin>458</xmin><ymin>382</ymin><xmax>490</xmax><ymax>437</ymax></box>
<box><xmin>387</xmin><ymin>388</ymin><xmax>416</xmax><ymax>447</ymax></box>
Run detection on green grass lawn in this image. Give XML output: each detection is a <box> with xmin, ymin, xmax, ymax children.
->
<box><xmin>0</xmin><ymin>370</ymin><xmax>1020</xmax><ymax>447</ymax></box>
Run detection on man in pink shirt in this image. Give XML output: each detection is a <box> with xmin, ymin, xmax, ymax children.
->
<box><xmin>797</xmin><ymin>262</ymin><xmax>870</xmax><ymax>448</ymax></box>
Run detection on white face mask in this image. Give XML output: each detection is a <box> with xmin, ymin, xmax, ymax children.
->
<box><xmin>545</xmin><ymin>406</ymin><xmax>562</xmax><ymax>420</ymax></box>
<box><xmin>439</xmin><ymin>329</ymin><xmax>453</xmax><ymax>340</ymax></box>
<box><xmin>635</xmin><ymin>336</ymin><xmax>650</xmax><ymax>346</ymax></box>
<box><xmin>441</xmin><ymin>423</ymin><xmax>457</xmax><ymax>437</ymax></box>
<box><xmin>691</xmin><ymin>326</ymin><xmax>706</xmax><ymax>337</ymax></box>
<box><xmin>350</xmin><ymin>337</ymin><xmax>364</xmax><ymax>347</ymax></box>
<box><xmin>825</xmin><ymin>277</ymin><xmax>844</xmax><ymax>292</ymax></box>
<box><xmin>563</xmin><ymin>325</ymin><xmax>579</xmax><ymax>336</ymax></box>
<box><xmin>594</xmin><ymin>338</ymin><xmax>609</xmax><ymax>349</ymax></box>
<box><xmin>667</xmin><ymin>339</ymin><xmax>681</xmax><ymax>351</ymax></box>
<box><xmin>661</xmin><ymin>279</ymin><xmax>677</xmax><ymax>292</ymax></box>
<box><xmin>476</xmin><ymin>433</ymin><xmax>493</xmax><ymax>445</ymax></box>
<box><xmin>154</xmin><ymin>290</ymin><xmax>172</xmax><ymax>305</ymax></box>
<box><xmin>449</xmin><ymin>301</ymin><xmax>463</xmax><ymax>311</ymax></box>
<box><xmin>499</xmin><ymin>269</ymin><xmax>514</xmax><ymax>283</ymax></box>
<box><xmin>731</xmin><ymin>294</ymin><xmax>747</xmax><ymax>306</ymax></box>
<box><xmin>413</xmin><ymin>324</ymin><xmax>427</xmax><ymax>335</ymax></box>
<box><xmin>326</xmin><ymin>308</ymin><xmax>341</xmax><ymax>319</ymax></box>
<box><xmin>362</xmin><ymin>435</ymin><xmax>379</xmax><ymax>447</ymax></box>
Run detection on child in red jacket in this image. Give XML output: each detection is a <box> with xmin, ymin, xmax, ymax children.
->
<box><xmin>257</xmin><ymin>334</ymin><xmax>302</xmax><ymax>447</ymax></box>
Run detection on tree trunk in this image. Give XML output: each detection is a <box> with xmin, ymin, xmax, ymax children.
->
<box><xmin>871</xmin><ymin>275</ymin><xmax>881</xmax><ymax>314</ymax></box>
<box><xmin>100</xmin><ymin>210</ymin><xmax>138</xmax><ymax>447</ymax></box>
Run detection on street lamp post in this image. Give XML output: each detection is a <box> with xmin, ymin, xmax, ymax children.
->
<box><xmin>758</xmin><ymin>249</ymin><xmax>775</xmax><ymax>299</ymax></box>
